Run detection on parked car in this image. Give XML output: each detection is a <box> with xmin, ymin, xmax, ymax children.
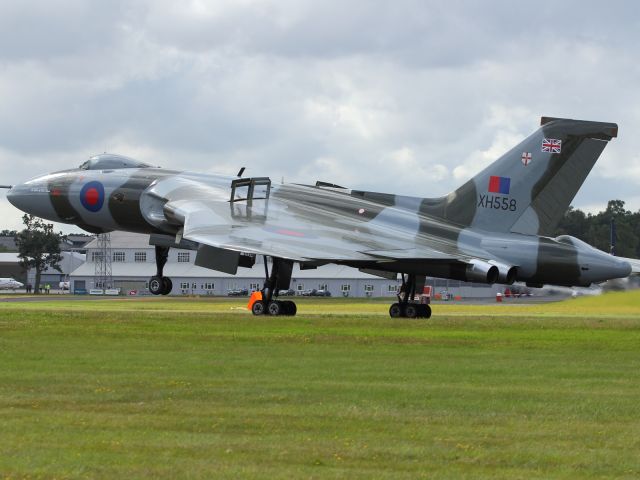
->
<box><xmin>227</xmin><ymin>288</ymin><xmax>248</xmax><ymax>296</ymax></box>
<box><xmin>300</xmin><ymin>288</ymin><xmax>332</xmax><ymax>297</ymax></box>
<box><xmin>277</xmin><ymin>289</ymin><xmax>296</xmax><ymax>296</ymax></box>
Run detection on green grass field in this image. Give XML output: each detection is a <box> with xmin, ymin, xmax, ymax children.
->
<box><xmin>1</xmin><ymin>292</ymin><xmax>640</xmax><ymax>479</ymax></box>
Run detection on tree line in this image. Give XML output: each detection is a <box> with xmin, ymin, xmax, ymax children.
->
<box><xmin>555</xmin><ymin>200</ymin><xmax>640</xmax><ymax>258</ymax></box>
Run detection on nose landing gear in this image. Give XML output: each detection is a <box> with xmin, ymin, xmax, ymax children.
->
<box><xmin>149</xmin><ymin>245</ymin><xmax>173</xmax><ymax>295</ymax></box>
<box><xmin>389</xmin><ymin>274</ymin><xmax>431</xmax><ymax>319</ymax></box>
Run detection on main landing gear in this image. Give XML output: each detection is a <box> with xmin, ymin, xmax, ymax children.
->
<box><xmin>389</xmin><ymin>273</ymin><xmax>431</xmax><ymax>319</ymax></box>
<box><xmin>251</xmin><ymin>257</ymin><xmax>297</xmax><ymax>316</ymax></box>
<box><xmin>149</xmin><ymin>245</ymin><xmax>173</xmax><ymax>295</ymax></box>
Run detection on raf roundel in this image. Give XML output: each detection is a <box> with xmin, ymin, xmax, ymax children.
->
<box><xmin>80</xmin><ymin>181</ymin><xmax>105</xmax><ymax>212</ymax></box>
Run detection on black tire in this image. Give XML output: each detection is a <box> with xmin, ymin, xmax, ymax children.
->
<box><xmin>283</xmin><ymin>300</ymin><xmax>297</xmax><ymax>316</ymax></box>
<box><xmin>389</xmin><ymin>303</ymin><xmax>402</xmax><ymax>318</ymax></box>
<box><xmin>280</xmin><ymin>300</ymin><xmax>290</xmax><ymax>315</ymax></box>
<box><xmin>252</xmin><ymin>300</ymin><xmax>266</xmax><ymax>316</ymax></box>
<box><xmin>149</xmin><ymin>276</ymin><xmax>163</xmax><ymax>295</ymax></box>
<box><xmin>404</xmin><ymin>304</ymin><xmax>418</xmax><ymax>319</ymax></box>
<box><xmin>162</xmin><ymin>277</ymin><xmax>173</xmax><ymax>295</ymax></box>
<box><xmin>422</xmin><ymin>304</ymin><xmax>432</xmax><ymax>319</ymax></box>
<box><xmin>268</xmin><ymin>300</ymin><xmax>282</xmax><ymax>316</ymax></box>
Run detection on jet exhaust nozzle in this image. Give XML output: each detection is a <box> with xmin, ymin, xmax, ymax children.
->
<box><xmin>465</xmin><ymin>259</ymin><xmax>499</xmax><ymax>284</ymax></box>
<box><xmin>489</xmin><ymin>260</ymin><xmax>518</xmax><ymax>285</ymax></box>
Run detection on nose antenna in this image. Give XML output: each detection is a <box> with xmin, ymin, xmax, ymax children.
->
<box><xmin>0</xmin><ymin>185</ymin><xmax>12</xmax><ymax>189</ymax></box>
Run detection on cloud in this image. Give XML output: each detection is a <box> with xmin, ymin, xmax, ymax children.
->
<box><xmin>0</xmin><ymin>1</ymin><xmax>127</xmax><ymax>61</ymax></box>
<box><xmin>1</xmin><ymin>0</ymin><xmax>640</xmax><ymax>233</ymax></box>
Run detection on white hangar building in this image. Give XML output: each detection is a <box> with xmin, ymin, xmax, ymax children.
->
<box><xmin>69</xmin><ymin>231</ymin><xmax>502</xmax><ymax>298</ymax></box>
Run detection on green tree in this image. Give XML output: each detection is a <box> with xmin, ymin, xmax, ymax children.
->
<box><xmin>632</xmin><ymin>210</ymin><xmax>640</xmax><ymax>257</ymax></box>
<box><xmin>555</xmin><ymin>206</ymin><xmax>588</xmax><ymax>239</ymax></box>
<box><xmin>597</xmin><ymin>200</ymin><xmax>638</xmax><ymax>257</ymax></box>
<box><xmin>14</xmin><ymin>214</ymin><xmax>63</xmax><ymax>294</ymax></box>
<box><xmin>606</xmin><ymin>199</ymin><xmax>629</xmax><ymax>217</ymax></box>
<box><xmin>555</xmin><ymin>200</ymin><xmax>640</xmax><ymax>257</ymax></box>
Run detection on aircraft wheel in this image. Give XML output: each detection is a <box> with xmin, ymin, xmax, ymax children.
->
<box><xmin>149</xmin><ymin>276</ymin><xmax>164</xmax><ymax>295</ymax></box>
<box><xmin>422</xmin><ymin>304</ymin><xmax>432</xmax><ymax>319</ymax></box>
<box><xmin>252</xmin><ymin>300</ymin><xmax>266</xmax><ymax>316</ymax></box>
<box><xmin>404</xmin><ymin>304</ymin><xmax>418</xmax><ymax>319</ymax></box>
<box><xmin>162</xmin><ymin>277</ymin><xmax>173</xmax><ymax>295</ymax></box>
<box><xmin>282</xmin><ymin>300</ymin><xmax>297</xmax><ymax>316</ymax></box>
<box><xmin>267</xmin><ymin>300</ymin><xmax>282</xmax><ymax>316</ymax></box>
<box><xmin>389</xmin><ymin>303</ymin><xmax>402</xmax><ymax>318</ymax></box>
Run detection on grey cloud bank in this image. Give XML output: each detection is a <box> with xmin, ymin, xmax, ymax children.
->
<box><xmin>1</xmin><ymin>0</ymin><xmax>639</xmax><ymax>232</ymax></box>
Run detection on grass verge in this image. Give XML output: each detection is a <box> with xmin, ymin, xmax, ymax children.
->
<box><xmin>1</xmin><ymin>291</ymin><xmax>640</xmax><ymax>479</ymax></box>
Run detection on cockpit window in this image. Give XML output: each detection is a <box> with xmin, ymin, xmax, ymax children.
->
<box><xmin>78</xmin><ymin>154</ymin><xmax>153</xmax><ymax>170</ymax></box>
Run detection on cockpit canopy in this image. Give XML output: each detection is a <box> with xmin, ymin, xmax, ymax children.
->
<box><xmin>79</xmin><ymin>154</ymin><xmax>153</xmax><ymax>171</ymax></box>
<box><xmin>555</xmin><ymin>235</ymin><xmax>592</xmax><ymax>250</ymax></box>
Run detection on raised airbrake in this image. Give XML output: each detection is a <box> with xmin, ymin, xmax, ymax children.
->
<box><xmin>5</xmin><ymin>117</ymin><xmax>635</xmax><ymax>317</ymax></box>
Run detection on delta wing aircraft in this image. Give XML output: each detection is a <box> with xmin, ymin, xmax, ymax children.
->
<box><xmin>4</xmin><ymin>117</ymin><xmax>637</xmax><ymax>317</ymax></box>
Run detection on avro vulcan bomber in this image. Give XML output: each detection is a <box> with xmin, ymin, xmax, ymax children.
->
<box><xmin>4</xmin><ymin>117</ymin><xmax>637</xmax><ymax>317</ymax></box>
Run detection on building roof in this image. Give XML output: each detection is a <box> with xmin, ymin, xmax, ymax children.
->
<box><xmin>65</xmin><ymin>234</ymin><xmax>94</xmax><ymax>243</ymax></box>
<box><xmin>0</xmin><ymin>234</ymin><xmax>90</xmax><ymax>252</ymax></box>
<box><xmin>40</xmin><ymin>251</ymin><xmax>86</xmax><ymax>274</ymax></box>
<box><xmin>0</xmin><ymin>252</ymin><xmax>20</xmax><ymax>264</ymax></box>
<box><xmin>61</xmin><ymin>234</ymin><xmax>94</xmax><ymax>250</ymax></box>
<box><xmin>84</xmin><ymin>231</ymin><xmax>151</xmax><ymax>249</ymax></box>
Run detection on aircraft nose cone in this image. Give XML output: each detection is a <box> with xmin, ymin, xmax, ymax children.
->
<box><xmin>6</xmin><ymin>182</ymin><xmax>51</xmax><ymax>218</ymax></box>
<box><xmin>6</xmin><ymin>184</ymin><xmax>27</xmax><ymax>211</ymax></box>
<box><xmin>6</xmin><ymin>186</ymin><xmax>18</xmax><ymax>206</ymax></box>
<box><xmin>6</xmin><ymin>180</ymin><xmax>64</xmax><ymax>223</ymax></box>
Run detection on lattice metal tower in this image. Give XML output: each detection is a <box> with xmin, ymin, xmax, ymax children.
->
<box><xmin>94</xmin><ymin>233</ymin><xmax>113</xmax><ymax>290</ymax></box>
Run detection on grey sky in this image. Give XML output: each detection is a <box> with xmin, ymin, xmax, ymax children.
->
<box><xmin>1</xmin><ymin>0</ymin><xmax>639</xmax><ymax>232</ymax></box>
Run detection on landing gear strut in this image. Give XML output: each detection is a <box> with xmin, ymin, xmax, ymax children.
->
<box><xmin>389</xmin><ymin>274</ymin><xmax>431</xmax><ymax>319</ymax></box>
<box><xmin>251</xmin><ymin>257</ymin><xmax>297</xmax><ymax>316</ymax></box>
<box><xmin>149</xmin><ymin>245</ymin><xmax>173</xmax><ymax>295</ymax></box>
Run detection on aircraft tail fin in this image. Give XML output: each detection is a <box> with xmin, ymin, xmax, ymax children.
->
<box><xmin>421</xmin><ymin>117</ymin><xmax>618</xmax><ymax>236</ymax></box>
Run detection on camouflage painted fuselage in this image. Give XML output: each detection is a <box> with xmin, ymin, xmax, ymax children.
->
<box><xmin>7</xmin><ymin>148</ymin><xmax>631</xmax><ymax>288</ymax></box>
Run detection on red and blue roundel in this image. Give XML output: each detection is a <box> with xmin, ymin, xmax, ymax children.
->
<box><xmin>80</xmin><ymin>181</ymin><xmax>105</xmax><ymax>212</ymax></box>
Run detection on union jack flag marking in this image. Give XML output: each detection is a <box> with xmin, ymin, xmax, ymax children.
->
<box><xmin>521</xmin><ymin>152</ymin><xmax>532</xmax><ymax>166</ymax></box>
<box><xmin>542</xmin><ymin>138</ymin><xmax>562</xmax><ymax>153</ymax></box>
